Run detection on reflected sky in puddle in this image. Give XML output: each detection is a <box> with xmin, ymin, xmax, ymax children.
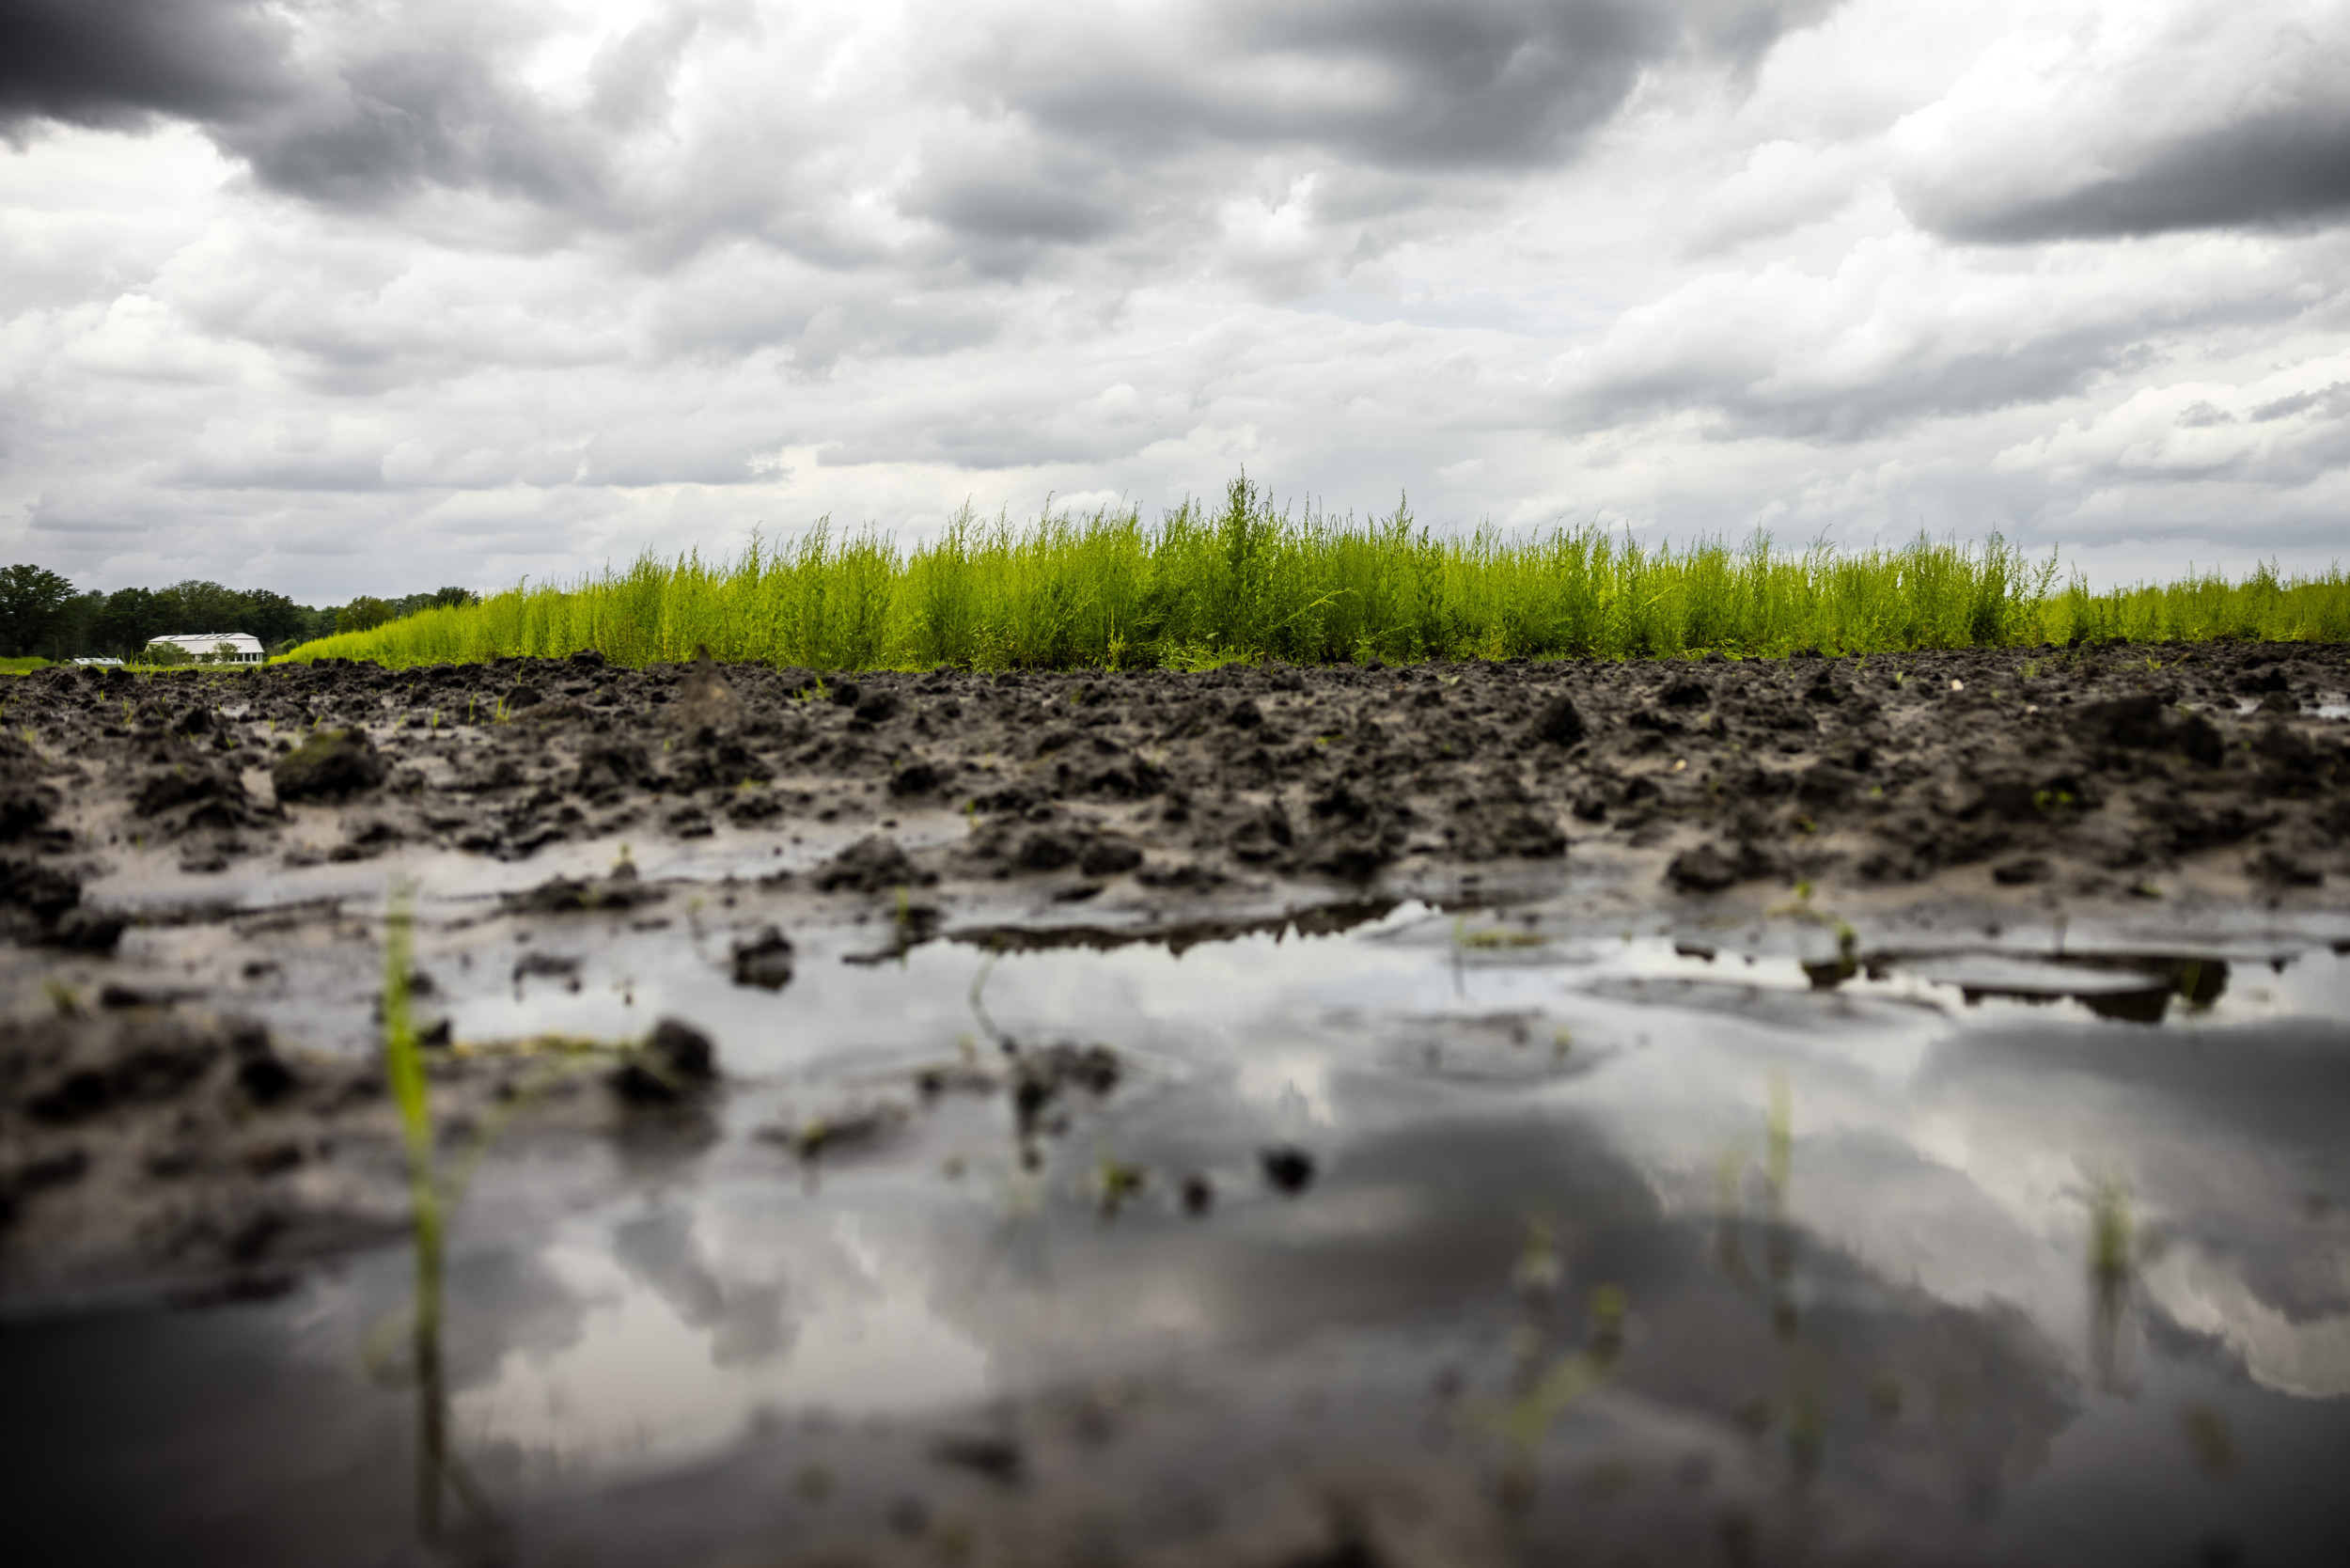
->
<box><xmin>11</xmin><ymin>902</ymin><xmax>2350</xmax><ymax>1563</ymax></box>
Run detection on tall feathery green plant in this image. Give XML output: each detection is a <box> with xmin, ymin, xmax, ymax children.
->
<box><xmin>286</xmin><ymin>476</ymin><xmax>2350</xmax><ymax>671</ymax></box>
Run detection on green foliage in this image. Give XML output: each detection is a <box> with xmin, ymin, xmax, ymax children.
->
<box><xmin>24</xmin><ymin>577</ymin><xmax>321</xmax><ymax>659</ymax></box>
<box><xmin>338</xmin><ymin>595</ymin><xmax>397</xmax><ymax>635</ymax></box>
<box><xmin>280</xmin><ymin>477</ymin><xmax>2350</xmax><ymax>670</ymax></box>
<box><xmin>406</xmin><ymin>586</ymin><xmax>479</xmax><ymax>616</ymax></box>
<box><xmin>0</xmin><ymin>563</ymin><xmax>77</xmax><ymax>658</ymax></box>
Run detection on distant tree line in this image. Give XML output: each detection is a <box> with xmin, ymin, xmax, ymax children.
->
<box><xmin>0</xmin><ymin>564</ymin><xmax>478</xmax><ymax>660</ymax></box>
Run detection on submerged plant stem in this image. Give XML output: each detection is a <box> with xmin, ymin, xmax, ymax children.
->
<box><xmin>382</xmin><ymin>886</ymin><xmax>447</xmax><ymax>1537</ymax></box>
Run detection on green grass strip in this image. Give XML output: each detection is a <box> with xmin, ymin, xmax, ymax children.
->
<box><xmin>283</xmin><ymin>478</ymin><xmax>2350</xmax><ymax>670</ymax></box>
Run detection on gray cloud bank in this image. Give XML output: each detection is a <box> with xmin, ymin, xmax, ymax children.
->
<box><xmin>1</xmin><ymin>0</ymin><xmax>2347</xmax><ymax>599</ymax></box>
<box><xmin>1899</xmin><ymin>19</ymin><xmax>2350</xmax><ymax>245</ymax></box>
<box><xmin>0</xmin><ymin>1</ymin><xmax>290</xmax><ymax>130</ymax></box>
<box><xmin>1920</xmin><ymin>102</ymin><xmax>2350</xmax><ymax>243</ymax></box>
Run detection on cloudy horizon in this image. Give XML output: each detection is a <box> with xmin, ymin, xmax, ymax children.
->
<box><xmin>4</xmin><ymin>0</ymin><xmax>2348</xmax><ymax>603</ymax></box>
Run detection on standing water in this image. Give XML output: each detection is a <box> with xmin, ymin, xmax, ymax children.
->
<box><xmin>8</xmin><ymin>895</ymin><xmax>2350</xmax><ymax>1566</ymax></box>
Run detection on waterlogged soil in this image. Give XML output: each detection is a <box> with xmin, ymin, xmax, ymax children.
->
<box><xmin>4</xmin><ymin>643</ymin><xmax>2349</xmax><ymax>1566</ymax></box>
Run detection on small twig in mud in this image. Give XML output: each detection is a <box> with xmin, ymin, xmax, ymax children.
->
<box><xmin>968</xmin><ymin>949</ymin><xmax>1010</xmax><ymax>1049</ymax></box>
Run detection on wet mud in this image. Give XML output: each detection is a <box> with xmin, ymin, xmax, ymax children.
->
<box><xmin>3</xmin><ymin>638</ymin><xmax>2344</xmax><ymax>930</ymax></box>
<box><xmin>4</xmin><ymin>643</ymin><xmax>2349</xmax><ymax>1564</ymax></box>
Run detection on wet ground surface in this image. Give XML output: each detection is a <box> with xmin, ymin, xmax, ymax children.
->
<box><xmin>4</xmin><ymin>646</ymin><xmax>2349</xmax><ymax>1564</ymax></box>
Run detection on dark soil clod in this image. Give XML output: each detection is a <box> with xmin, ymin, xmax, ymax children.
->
<box><xmin>1668</xmin><ymin>843</ymin><xmax>1739</xmax><ymax>894</ymax></box>
<box><xmin>609</xmin><ymin>1018</ymin><xmax>718</xmax><ymax>1105</ymax></box>
<box><xmin>930</xmin><ymin>1432</ymin><xmax>1025</xmax><ymax>1485</ymax></box>
<box><xmin>1078</xmin><ymin>836</ymin><xmax>1144</xmax><ymax>878</ymax></box>
<box><xmin>1017</xmin><ymin>830</ymin><xmax>1081</xmax><ymax>873</ymax></box>
<box><xmin>272</xmin><ymin>729</ymin><xmax>386</xmax><ymax>802</ymax></box>
<box><xmin>505</xmin><ymin>861</ymin><xmax>666</xmax><ymax>915</ymax></box>
<box><xmin>815</xmin><ymin>834</ymin><xmax>932</xmax><ymax>893</ymax></box>
<box><xmin>1533</xmin><ymin>694</ymin><xmax>1588</xmax><ymax>745</ymax></box>
<box><xmin>889</xmin><ymin>760</ymin><xmax>942</xmax><ymax>796</ymax></box>
<box><xmin>1261</xmin><ymin>1145</ymin><xmax>1317</xmax><ymax>1194</ymax></box>
<box><xmin>1182</xmin><ymin>1173</ymin><xmax>1215</xmax><ymax>1215</ymax></box>
<box><xmin>730</xmin><ymin>926</ymin><xmax>797</xmax><ymax>989</ymax></box>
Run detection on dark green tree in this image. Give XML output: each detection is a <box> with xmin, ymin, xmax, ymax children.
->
<box><xmin>51</xmin><ymin>591</ymin><xmax>105</xmax><ymax>657</ymax></box>
<box><xmin>150</xmin><ymin>580</ymin><xmax>243</xmax><ymax>632</ymax></box>
<box><xmin>0</xmin><ymin>564</ymin><xmax>78</xmax><ymax>657</ymax></box>
<box><xmin>92</xmin><ymin>588</ymin><xmax>162</xmax><ymax>656</ymax></box>
<box><xmin>229</xmin><ymin>589</ymin><xmax>308</xmax><ymax>648</ymax></box>
<box><xmin>384</xmin><ymin>587</ymin><xmax>481</xmax><ymax>620</ymax></box>
<box><xmin>337</xmin><ymin>597</ymin><xmax>395</xmax><ymax>635</ymax></box>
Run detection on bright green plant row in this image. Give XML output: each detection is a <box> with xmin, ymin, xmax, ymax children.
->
<box><xmin>284</xmin><ymin>478</ymin><xmax>2350</xmax><ymax>671</ymax></box>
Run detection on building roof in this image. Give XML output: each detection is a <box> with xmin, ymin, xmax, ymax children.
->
<box><xmin>146</xmin><ymin>633</ymin><xmax>266</xmax><ymax>662</ymax></box>
<box><xmin>147</xmin><ymin>633</ymin><xmax>263</xmax><ymax>650</ymax></box>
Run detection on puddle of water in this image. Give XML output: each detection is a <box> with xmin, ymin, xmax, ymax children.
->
<box><xmin>81</xmin><ymin>814</ymin><xmax>965</xmax><ymax>916</ymax></box>
<box><xmin>2234</xmin><ymin>698</ymin><xmax>2349</xmax><ymax>720</ymax></box>
<box><xmin>8</xmin><ymin>905</ymin><xmax>2350</xmax><ymax>1563</ymax></box>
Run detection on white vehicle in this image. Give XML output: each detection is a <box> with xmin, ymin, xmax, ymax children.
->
<box><xmin>146</xmin><ymin>633</ymin><xmax>267</xmax><ymax>665</ymax></box>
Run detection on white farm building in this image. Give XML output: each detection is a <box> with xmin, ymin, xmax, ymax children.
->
<box><xmin>147</xmin><ymin>633</ymin><xmax>267</xmax><ymax>665</ymax></box>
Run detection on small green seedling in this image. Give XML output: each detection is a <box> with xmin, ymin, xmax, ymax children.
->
<box><xmin>2090</xmin><ymin>1169</ymin><xmax>2135</xmax><ymax>1293</ymax></box>
<box><xmin>1093</xmin><ymin>1144</ymin><xmax>1147</xmax><ymax>1215</ymax></box>
<box><xmin>1453</xmin><ymin>917</ymin><xmax>1546</xmax><ymax>950</ymax></box>
<box><xmin>1513</xmin><ymin>1215</ymin><xmax>1561</xmax><ymax>1294</ymax></box>
<box><xmin>1765</xmin><ymin>1072</ymin><xmax>1793</xmax><ymax>1210</ymax></box>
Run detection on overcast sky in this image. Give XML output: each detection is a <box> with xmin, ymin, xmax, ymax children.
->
<box><xmin>4</xmin><ymin>0</ymin><xmax>2347</xmax><ymax>601</ymax></box>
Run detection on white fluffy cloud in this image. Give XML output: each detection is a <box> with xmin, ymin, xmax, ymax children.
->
<box><xmin>2</xmin><ymin>0</ymin><xmax>2347</xmax><ymax>600</ymax></box>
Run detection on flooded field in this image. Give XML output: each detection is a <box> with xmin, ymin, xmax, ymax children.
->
<box><xmin>9</xmin><ymin>878</ymin><xmax>2350</xmax><ymax>1566</ymax></box>
<box><xmin>4</xmin><ymin>647</ymin><xmax>2347</xmax><ymax>1563</ymax></box>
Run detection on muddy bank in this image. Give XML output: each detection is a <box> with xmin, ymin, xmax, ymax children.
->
<box><xmin>3</xmin><ymin>639</ymin><xmax>2344</xmax><ymax>930</ymax></box>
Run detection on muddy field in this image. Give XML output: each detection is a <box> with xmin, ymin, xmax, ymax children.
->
<box><xmin>4</xmin><ymin>643</ymin><xmax>2349</xmax><ymax>1566</ymax></box>
<box><xmin>8</xmin><ymin>639</ymin><xmax>2346</xmax><ymax>937</ymax></box>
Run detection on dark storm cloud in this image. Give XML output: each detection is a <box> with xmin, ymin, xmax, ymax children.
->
<box><xmin>0</xmin><ymin>0</ymin><xmax>292</xmax><ymax>131</ymax></box>
<box><xmin>895</xmin><ymin>0</ymin><xmax>1840</xmax><ymax>253</ymax></box>
<box><xmin>219</xmin><ymin>44</ymin><xmax>606</xmax><ymax>213</ymax></box>
<box><xmin>207</xmin><ymin>5</ymin><xmax>728</xmax><ymax>216</ymax></box>
<box><xmin>1</xmin><ymin>0</ymin><xmax>715</xmax><ymax>221</ymax></box>
<box><xmin>1908</xmin><ymin>93</ymin><xmax>2350</xmax><ymax>243</ymax></box>
<box><xmin>937</xmin><ymin>0</ymin><xmax>1837</xmax><ymax>203</ymax></box>
<box><xmin>1218</xmin><ymin>0</ymin><xmax>1826</xmax><ymax>165</ymax></box>
<box><xmin>4</xmin><ymin>0</ymin><xmax>1840</xmax><ymax>270</ymax></box>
